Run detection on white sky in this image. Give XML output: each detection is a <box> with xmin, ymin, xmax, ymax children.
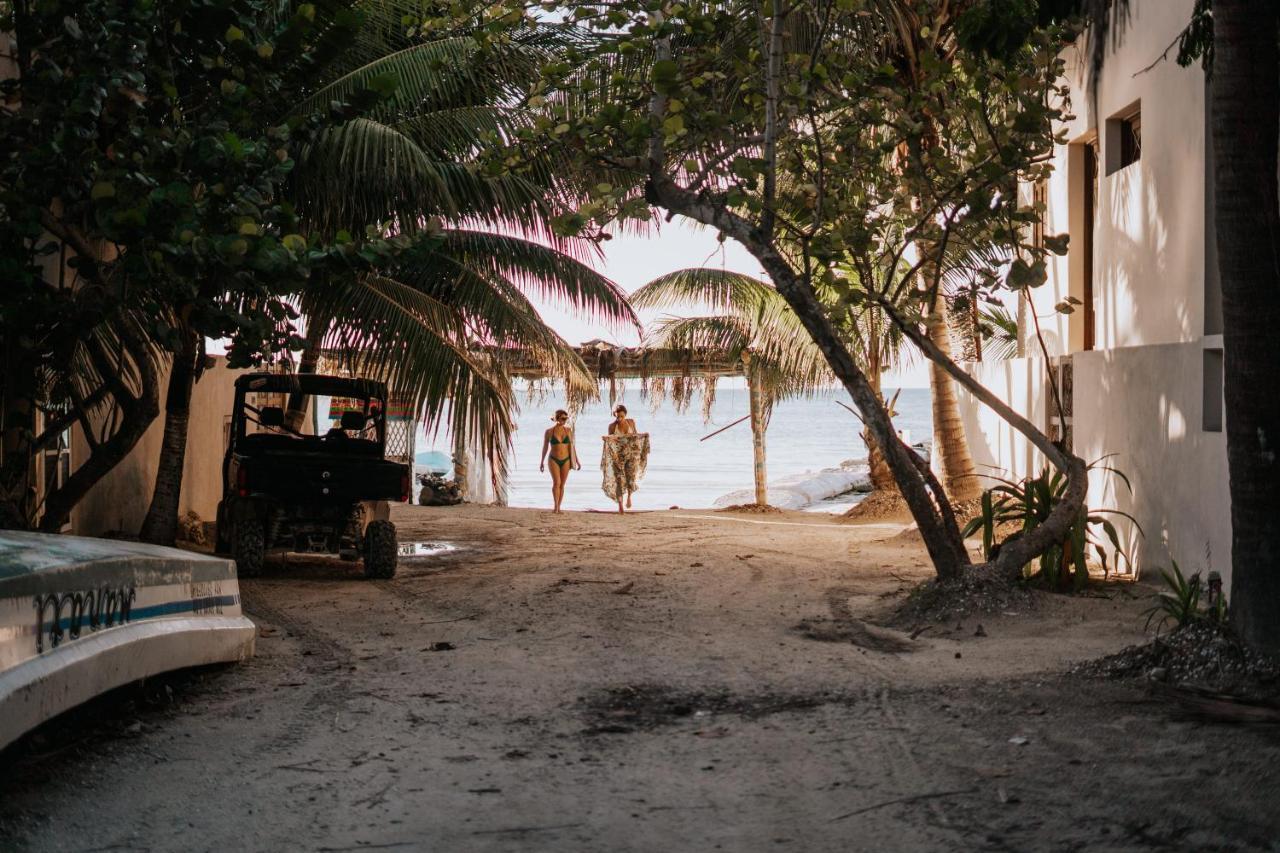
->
<box><xmin>537</xmin><ymin>218</ymin><xmax>930</xmax><ymax>388</ymax></box>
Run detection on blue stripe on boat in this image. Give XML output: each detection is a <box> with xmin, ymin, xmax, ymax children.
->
<box><xmin>47</xmin><ymin>595</ymin><xmax>242</xmax><ymax>634</ymax></box>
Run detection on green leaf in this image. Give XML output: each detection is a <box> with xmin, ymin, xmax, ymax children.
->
<box><xmin>1043</xmin><ymin>233</ymin><xmax>1069</xmax><ymax>255</ymax></box>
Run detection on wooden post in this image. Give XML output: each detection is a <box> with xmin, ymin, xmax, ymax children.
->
<box><xmin>744</xmin><ymin>353</ymin><xmax>767</xmax><ymax>506</ymax></box>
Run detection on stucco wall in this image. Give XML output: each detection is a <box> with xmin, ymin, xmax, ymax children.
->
<box><xmin>1072</xmin><ymin>340</ymin><xmax>1231</xmax><ymax>582</ymax></box>
<box><xmin>960</xmin><ymin>357</ymin><xmax>1050</xmax><ymax>486</ymax></box>
<box><xmin>959</xmin><ymin>341</ymin><xmax>1231</xmax><ymax>586</ymax></box>
<box><xmin>71</xmin><ymin>358</ymin><xmax>245</xmax><ymax>537</ymax></box>
<box><xmin>1031</xmin><ymin>0</ymin><xmax>1207</xmax><ymax>356</ymax></box>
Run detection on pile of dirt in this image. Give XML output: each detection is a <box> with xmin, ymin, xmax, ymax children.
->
<box><xmin>1075</xmin><ymin>622</ymin><xmax>1280</xmax><ymax>698</ymax></box>
<box><xmin>889</xmin><ymin>569</ymin><xmax>1035</xmax><ymax>627</ymax></box>
<box><xmin>716</xmin><ymin>503</ymin><xmax>783</xmax><ymax>514</ymax></box>
<box><xmin>841</xmin><ymin>490</ymin><xmax>911</xmax><ymax>521</ymax></box>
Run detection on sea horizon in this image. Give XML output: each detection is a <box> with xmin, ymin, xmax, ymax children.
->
<box><xmin>417</xmin><ymin>387</ymin><xmax>932</xmax><ymax>513</ymax></box>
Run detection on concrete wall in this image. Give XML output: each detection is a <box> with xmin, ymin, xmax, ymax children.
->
<box><xmin>1029</xmin><ymin>0</ymin><xmax>1208</xmax><ymax>356</ymax></box>
<box><xmin>1072</xmin><ymin>341</ymin><xmax>1230</xmax><ymax>578</ymax></box>
<box><xmin>959</xmin><ymin>341</ymin><xmax>1230</xmax><ymax>583</ymax></box>
<box><xmin>960</xmin><ymin>357</ymin><xmax>1050</xmax><ymax>486</ymax></box>
<box><xmin>71</xmin><ymin>358</ymin><xmax>246</xmax><ymax>537</ymax></box>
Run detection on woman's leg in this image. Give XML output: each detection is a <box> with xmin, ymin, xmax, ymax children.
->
<box><xmin>558</xmin><ymin>464</ymin><xmax>571</xmax><ymax>513</ymax></box>
<box><xmin>549</xmin><ymin>461</ymin><xmax>564</xmax><ymax>512</ymax></box>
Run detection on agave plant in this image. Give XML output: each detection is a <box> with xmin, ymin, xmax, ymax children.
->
<box><xmin>963</xmin><ymin>455</ymin><xmax>1141</xmax><ymax>590</ymax></box>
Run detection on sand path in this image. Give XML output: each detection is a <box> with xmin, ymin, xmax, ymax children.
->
<box><xmin>3</xmin><ymin>505</ymin><xmax>1279</xmax><ymax>851</ymax></box>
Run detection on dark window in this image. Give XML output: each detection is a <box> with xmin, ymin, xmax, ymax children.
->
<box><xmin>1203</xmin><ymin>349</ymin><xmax>1224</xmax><ymax>432</ymax></box>
<box><xmin>1119</xmin><ymin>112</ymin><xmax>1141</xmax><ymax>168</ymax></box>
<box><xmin>1105</xmin><ymin>102</ymin><xmax>1141</xmax><ymax>174</ymax></box>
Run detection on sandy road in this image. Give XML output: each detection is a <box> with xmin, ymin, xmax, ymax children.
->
<box><xmin>3</xmin><ymin>505</ymin><xmax>1280</xmax><ymax>852</ymax></box>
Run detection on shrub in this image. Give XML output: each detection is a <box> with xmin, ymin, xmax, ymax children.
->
<box><xmin>963</xmin><ymin>456</ymin><xmax>1140</xmax><ymax>591</ymax></box>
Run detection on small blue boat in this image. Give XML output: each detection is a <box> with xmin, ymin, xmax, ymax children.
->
<box><xmin>0</xmin><ymin>532</ymin><xmax>256</xmax><ymax>750</ymax></box>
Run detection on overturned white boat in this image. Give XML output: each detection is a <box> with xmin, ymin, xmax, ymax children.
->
<box><xmin>0</xmin><ymin>532</ymin><xmax>255</xmax><ymax>750</ymax></box>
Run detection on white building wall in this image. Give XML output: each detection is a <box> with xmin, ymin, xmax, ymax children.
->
<box><xmin>1030</xmin><ymin>0</ymin><xmax>1208</xmax><ymax>355</ymax></box>
<box><xmin>960</xmin><ymin>0</ymin><xmax>1232</xmax><ymax>585</ymax></box>
<box><xmin>1072</xmin><ymin>342</ymin><xmax>1230</xmax><ymax>576</ymax></box>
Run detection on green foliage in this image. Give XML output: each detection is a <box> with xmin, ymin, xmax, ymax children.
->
<box><xmin>463</xmin><ymin>0</ymin><xmax>1076</xmax><ymax>365</ymax></box>
<box><xmin>632</xmin><ymin>268</ymin><xmax>832</xmax><ymax>410</ymax></box>
<box><xmin>962</xmin><ymin>457</ymin><xmax>1140</xmax><ymax>590</ymax></box>
<box><xmin>1143</xmin><ymin>560</ymin><xmax>1229</xmax><ymax>634</ymax></box>
<box><xmin>0</xmin><ymin>0</ymin><xmax>408</xmax><ymax>374</ymax></box>
<box><xmin>977</xmin><ymin>304</ymin><xmax>1020</xmax><ymax>360</ymax></box>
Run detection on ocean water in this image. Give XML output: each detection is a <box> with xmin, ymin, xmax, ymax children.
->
<box><xmin>420</xmin><ymin>386</ymin><xmax>932</xmax><ymax>513</ymax></box>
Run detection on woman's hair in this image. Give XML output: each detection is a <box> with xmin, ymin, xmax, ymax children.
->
<box><xmin>552</xmin><ymin>409</ymin><xmax>569</xmax><ymax>421</ymax></box>
<box><xmin>613</xmin><ymin>405</ymin><xmax>628</xmax><ymax>415</ymax></box>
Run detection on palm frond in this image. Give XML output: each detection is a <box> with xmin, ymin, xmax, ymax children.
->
<box><xmin>304</xmin><ymin>272</ymin><xmax>515</xmax><ymax>485</ymax></box>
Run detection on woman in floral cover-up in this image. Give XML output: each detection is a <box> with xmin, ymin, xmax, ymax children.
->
<box><xmin>601</xmin><ymin>405</ymin><xmax>649</xmax><ymax>513</ymax></box>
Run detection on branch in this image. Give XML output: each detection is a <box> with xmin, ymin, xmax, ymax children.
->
<box><xmin>867</xmin><ymin>289</ymin><xmax>1088</xmax><ymax>577</ymax></box>
<box><xmin>759</xmin><ymin>0</ymin><xmax>786</xmax><ymax>240</ymax></box>
<box><xmin>38</xmin><ymin>210</ymin><xmax>107</xmax><ymax>289</ymax></box>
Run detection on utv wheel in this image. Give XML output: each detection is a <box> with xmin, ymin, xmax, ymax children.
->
<box><xmin>213</xmin><ymin>503</ymin><xmax>231</xmax><ymax>556</ymax></box>
<box><xmin>234</xmin><ymin>518</ymin><xmax>266</xmax><ymax>578</ymax></box>
<box><xmin>363</xmin><ymin>520</ymin><xmax>397</xmax><ymax>579</ymax></box>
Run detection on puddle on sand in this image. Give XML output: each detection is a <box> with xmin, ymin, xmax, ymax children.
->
<box><xmin>398</xmin><ymin>541</ymin><xmax>459</xmax><ymax>558</ymax></box>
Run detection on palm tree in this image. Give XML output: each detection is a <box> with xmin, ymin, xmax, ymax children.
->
<box><xmin>632</xmin><ymin>268</ymin><xmax>830</xmax><ymax>506</ymax></box>
<box><xmin>285</xmin><ymin>15</ymin><xmax>638</xmax><ymax>482</ymax></box>
<box><xmin>139</xmin><ymin>5</ymin><xmax>637</xmax><ymax>543</ymax></box>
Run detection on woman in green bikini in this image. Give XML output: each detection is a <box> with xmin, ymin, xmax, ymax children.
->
<box><xmin>539</xmin><ymin>409</ymin><xmax>581</xmax><ymax>513</ymax></box>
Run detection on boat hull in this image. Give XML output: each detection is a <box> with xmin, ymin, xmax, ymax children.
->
<box><xmin>0</xmin><ymin>532</ymin><xmax>255</xmax><ymax>750</ymax></box>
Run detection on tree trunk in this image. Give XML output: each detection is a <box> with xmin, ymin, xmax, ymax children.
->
<box><xmin>645</xmin><ymin>174</ymin><xmax>972</xmax><ymax>579</ymax></box>
<box><xmin>139</xmin><ymin>326</ymin><xmax>200</xmax><ymax>545</ymax></box>
<box><xmin>285</xmin><ymin>326</ymin><xmax>325</xmax><ymax>432</ymax></box>
<box><xmin>39</xmin><ymin>331</ymin><xmax>161</xmax><ymax>532</ymax></box>
<box><xmin>0</xmin><ymin>339</ymin><xmax>37</xmax><ymax>529</ymax></box>
<box><xmin>453</xmin><ymin>426</ymin><xmax>469</xmax><ymax>501</ymax></box>
<box><xmin>863</xmin><ymin>335</ymin><xmax>896</xmax><ymax>492</ymax></box>
<box><xmin>1211</xmin><ymin>0</ymin><xmax>1280</xmax><ymax>655</ymax></box>
<box><xmin>744</xmin><ymin>355</ymin><xmax>768</xmax><ymax>505</ymax></box>
<box><xmin>925</xmin><ymin>288</ymin><xmax>982</xmax><ymax>503</ymax></box>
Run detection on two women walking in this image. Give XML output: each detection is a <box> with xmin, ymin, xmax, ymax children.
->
<box><xmin>540</xmin><ymin>405</ymin><xmax>649</xmax><ymax>513</ymax></box>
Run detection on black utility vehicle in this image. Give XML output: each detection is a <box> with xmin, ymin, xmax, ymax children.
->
<box><xmin>215</xmin><ymin>373</ymin><xmax>411</xmax><ymax>579</ymax></box>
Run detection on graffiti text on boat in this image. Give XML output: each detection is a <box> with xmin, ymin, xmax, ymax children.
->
<box><xmin>32</xmin><ymin>586</ymin><xmax>137</xmax><ymax>653</ymax></box>
<box><xmin>187</xmin><ymin>581</ymin><xmax>224</xmax><ymax>615</ymax></box>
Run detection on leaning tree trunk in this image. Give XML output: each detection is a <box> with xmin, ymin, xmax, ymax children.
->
<box><xmin>284</xmin><ymin>326</ymin><xmax>325</xmax><ymax>432</ymax></box>
<box><xmin>862</xmin><ymin>329</ymin><xmax>896</xmax><ymax>492</ymax></box>
<box><xmin>139</xmin><ymin>326</ymin><xmax>200</xmax><ymax>545</ymax></box>
<box><xmin>645</xmin><ymin>175</ymin><xmax>974</xmax><ymax>579</ymax></box>
<box><xmin>1211</xmin><ymin>0</ymin><xmax>1280</xmax><ymax>655</ymax></box>
<box><xmin>743</xmin><ymin>353</ymin><xmax>768</xmax><ymax>505</ymax></box>
<box><xmin>924</xmin><ymin>287</ymin><xmax>982</xmax><ymax>504</ymax></box>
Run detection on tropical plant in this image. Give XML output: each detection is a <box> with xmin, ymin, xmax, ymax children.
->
<box><xmin>976</xmin><ymin>304</ymin><xmax>1022</xmax><ymax>361</ymax></box>
<box><xmin>484</xmin><ymin>0</ymin><xmax>1081</xmax><ymax>582</ymax></box>
<box><xmin>1142</xmin><ymin>560</ymin><xmax>1229</xmax><ymax>635</ymax></box>
<box><xmin>0</xmin><ymin>0</ymin><xmax>392</xmax><ymax>532</ymax></box>
<box><xmin>632</xmin><ymin>268</ymin><xmax>831</xmax><ymax>505</ymax></box>
<box><xmin>133</xmin><ymin>3</ymin><xmax>638</xmax><ymax>542</ymax></box>
<box><xmin>963</xmin><ymin>456</ymin><xmax>1140</xmax><ymax>591</ymax></box>
<box><xmin>1143</xmin><ymin>561</ymin><xmax>1203</xmax><ymax>634</ymax></box>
